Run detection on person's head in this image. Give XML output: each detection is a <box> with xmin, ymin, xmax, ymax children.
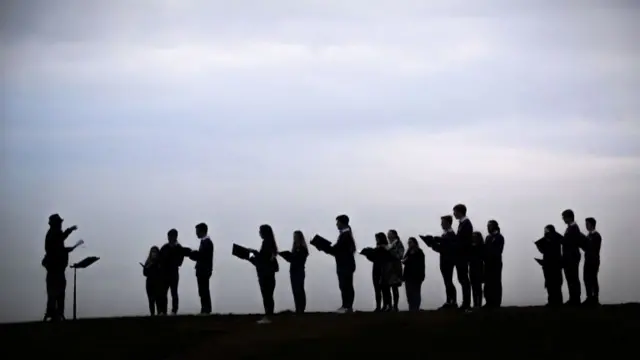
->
<box><xmin>147</xmin><ymin>246</ymin><xmax>160</xmax><ymax>263</ymax></box>
<box><xmin>544</xmin><ymin>224</ymin><xmax>556</xmax><ymax>236</ymax></box>
<box><xmin>167</xmin><ymin>229</ymin><xmax>178</xmax><ymax>244</ymax></box>
<box><xmin>407</xmin><ymin>237</ymin><xmax>419</xmax><ymax>249</ymax></box>
<box><xmin>195</xmin><ymin>222</ymin><xmax>208</xmax><ymax>239</ymax></box>
<box><xmin>293</xmin><ymin>230</ymin><xmax>307</xmax><ymax>251</ymax></box>
<box><xmin>387</xmin><ymin>229</ymin><xmax>399</xmax><ymax>241</ymax></box>
<box><xmin>487</xmin><ymin>220</ymin><xmax>500</xmax><ymax>233</ymax></box>
<box><xmin>452</xmin><ymin>204</ymin><xmax>467</xmax><ymax>220</ymax></box>
<box><xmin>48</xmin><ymin>214</ymin><xmax>63</xmax><ymax>229</ymax></box>
<box><xmin>336</xmin><ymin>214</ymin><xmax>350</xmax><ymax>230</ymax></box>
<box><xmin>472</xmin><ymin>231</ymin><xmax>484</xmax><ymax>245</ymax></box>
<box><xmin>440</xmin><ymin>215</ymin><xmax>453</xmax><ymax>230</ymax></box>
<box><xmin>585</xmin><ymin>217</ymin><xmax>597</xmax><ymax>232</ymax></box>
<box><xmin>375</xmin><ymin>232</ymin><xmax>388</xmax><ymax>246</ymax></box>
<box><xmin>561</xmin><ymin>209</ymin><xmax>575</xmax><ymax>224</ymax></box>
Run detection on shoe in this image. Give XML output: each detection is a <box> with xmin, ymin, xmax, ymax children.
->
<box><xmin>336</xmin><ymin>307</ymin><xmax>347</xmax><ymax>314</ymax></box>
<box><xmin>257</xmin><ymin>317</ymin><xmax>271</xmax><ymax>324</ymax></box>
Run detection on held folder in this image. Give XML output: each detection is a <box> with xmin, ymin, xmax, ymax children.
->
<box><xmin>310</xmin><ymin>235</ymin><xmax>332</xmax><ymax>253</ymax></box>
<box><xmin>232</xmin><ymin>244</ymin><xmax>252</xmax><ymax>260</ymax></box>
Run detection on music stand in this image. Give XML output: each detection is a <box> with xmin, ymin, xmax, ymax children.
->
<box><xmin>70</xmin><ymin>256</ymin><xmax>100</xmax><ymax>320</ymax></box>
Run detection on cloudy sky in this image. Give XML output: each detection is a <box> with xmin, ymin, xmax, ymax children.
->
<box><xmin>1</xmin><ymin>0</ymin><xmax>639</xmax><ymax>323</ymax></box>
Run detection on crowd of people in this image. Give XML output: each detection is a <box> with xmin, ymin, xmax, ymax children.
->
<box><xmin>41</xmin><ymin>204</ymin><xmax>603</xmax><ymax>324</ymax></box>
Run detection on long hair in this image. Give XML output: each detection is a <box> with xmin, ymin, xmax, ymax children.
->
<box><xmin>145</xmin><ymin>246</ymin><xmax>160</xmax><ymax>266</ymax></box>
<box><xmin>292</xmin><ymin>230</ymin><xmax>308</xmax><ymax>252</ymax></box>
<box><xmin>259</xmin><ymin>224</ymin><xmax>278</xmax><ymax>254</ymax></box>
<box><xmin>375</xmin><ymin>232</ymin><xmax>388</xmax><ymax>246</ymax></box>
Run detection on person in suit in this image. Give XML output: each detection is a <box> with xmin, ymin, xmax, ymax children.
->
<box><xmin>42</xmin><ymin>214</ymin><xmax>79</xmax><ymax>322</ymax></box>
<box><xmin>249</xmin><ymin>224</ymin><xmax>280</xmax><ymax>324</ymax></box>
<box><xmin>535</xmin><ymin>225</ymin><xmax>564</xmax><ymax>307</ymax></box>
<box><xmin>580</xmin><ymin>217</ymin><xmax>602</xmax><ymax>306</ymax></box>
<box><xmin>142</xmin><ymin>246</ymin><xmax>163</xmax><ymax>316</ymax></box>
<box><xmin>469</xmin><ymin>231</ymin><xmax>485</xmax><ymax>309</ymax></box>
<box><xmin>483</xmin><ymin>220</ymin><xmax>504</xmax><ymax>308</ymax></box>
<box><xmin>402</xmin><ymin>237</ymin><xmax>425</xmax><ymax>312</ymax></box>
<box><xmin>386</xmin><ymin>229</ymin><xmax>405</xmax><ymax>311</ymax></box>
<box><xmin>453</xmin><ymin>204</ymin><xmax>473</xmax><ymax>311</ymax></box>
<box><xmin>159</xmin><ymin>229</ymin><xmax>185</xmax><ymax>315</ymax></box>
<box><xmin>373</xmin><ymin>232</ymin><xmax>393</xmax><ymax>311</ymax></box>
<box><xmin>281</xmin><ymin>230</ymin><xmax>308</xmax><ymax>314</ymax></box>
<box><xmin>332</xmin><ymin>214</ymin><xmax>357</xmax><ymax>314</ymax></box>
<box><xmin>561</xmin><ymin>209</ymin><xmax>582</xmax><ymax>306</ymax></box>
<box><xmin>420</xmin><ymin>215</ymin><xmax>457</xmax><ymax>309</ymax></box>
<box><xmin>190</xmin><ymin>222</ymin><xmax>214</xmax><ymax>314</ymax></box>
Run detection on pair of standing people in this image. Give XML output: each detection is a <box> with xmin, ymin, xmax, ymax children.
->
<box><xmin>371</xmin><ymin>230</ymin><xmax>407</xmax><ymax>312</ymax></box>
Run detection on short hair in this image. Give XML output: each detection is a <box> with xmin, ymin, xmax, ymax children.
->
<box><xmin>195</xmin><ymin>222</ymin><xmax>208</xmax><ymax>234</ymax></box>
<box><xmin>388</xmin><ymin>229</ymin><xmax>398</xmax><ymax>238</ymax></box>
<box><xmin>336</xmin><ymin>214</ymin><xmax>350</xmax><ymax>225</ymax></box>
<box><xmin>167</xmin><ymin>228</ymin><xmax>178</xmax><ymax>237</ymax></box>
<box><xmin>441</xmin><ymin>215</ymin><xmax>453</xmax><ymax>224</ymax></box>
<box><xmin>585</xmin><ymin>217</ymin><xmax>596</xmax><ymax>227</ymax></box>
<box><xmin>561</xmin><ymin>209</ymin><xmax>575</xmax><ymax>220</ymax></box>
<box><xmin>453</xmin><ymin>204</ymin><xmax>467</xmax><ymax>215</ymax></box>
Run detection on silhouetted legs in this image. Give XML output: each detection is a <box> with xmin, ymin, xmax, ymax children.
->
<box><xmin>165</xmin><ymin>271</ymin><xmax>179</xmax><ymax>314</ymax></box>
<box><xmin>45</xmin><ymin>271</ymin><xmax>66</xmax><ymax>321</ymax></box>
<box><xmin>455</xmin><ymin>258</ymin><xmax>471</xmax><ymax>309</ymax></box>
<box><xmin>583</xmin><ymin>259</ymin><xmax>600</xmax><ymax>305</ymax></box>
<box><xmin>469</xmin><ymin>261</ymin><xmax>483</xmax><ymax>308</ymax></box>
<box><xmin>484</xmin><ymin>260</ymin><xmax>503</xmax><ymax>308</ymax></box>
<box><xmin>372</xmin><ymin>268</ymin><xmax>382</xmax><ymax>310</ymax></box>
<box><xmin>337</xmin><ymin>270</ymin><xmax>355</xmax><ymax>310</ymax></box>
<box><xmin>145</xmin><ymin>279</ymin><xmax>162</xmax><ymax>316</ymax></box>
<box><xmin>258</xmin><ymin>272</ymin><xmax>276</xmax><ymax>316</ymax></box>
<box><xmin>196</xmin><ymin>275</ymin><xmax>211</xmax><ymax>314</ymax></box>
<box><xmin>391</xmin><ymin>285</ymin><xmax>400</xmax><ymax>311</ymax></box>
<box><xmin>405</xmin><ymin>281</ymin><xmax>422</xmax><ymax>311</ymax></box>
<box><xmin>544</xmin><ymin>264</ymin><xmax>564</xmax><ymax>306</ymax></box>
<box><xmin>439</xmin><ymin>257</ymin><xmax>457</xmax><ymax>308</ymax></box>
<box><xmin>290</xmin><ymin>271</ymin><xmax>306</xmax><ymax>313</ymax></box>
<box><xmin>563</xmin><ymin>259</ymin><xmax>581</xmax><ymax>305</ymax></box>
<box><xmin>381</xmin><ymin>285</ymin><xmax>392</xmax><ymax>310</ymax></box>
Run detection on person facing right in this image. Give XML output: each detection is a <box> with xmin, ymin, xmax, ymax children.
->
<box><xmin>561</xmin><ymin>209</ymin><xmax>583</xmax><ymax>306</ymax></box>
<box><xmin>142</xmin><ymin>246</ymin><xmax>163</xmax><ymax>316</ymax></box>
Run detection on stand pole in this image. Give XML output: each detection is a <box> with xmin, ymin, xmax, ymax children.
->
<box><xmin>73</xmin><ymin>267</ymin><xmax>77</xmax><ymax>320</ymax></box>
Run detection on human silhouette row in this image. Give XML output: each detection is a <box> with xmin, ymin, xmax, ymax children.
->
<box><xmin>41</xmin><ymin>204</ymin><xmax>602</xmax><ymax>323</ymax></box>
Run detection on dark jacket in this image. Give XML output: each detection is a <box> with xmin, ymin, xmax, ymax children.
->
<box><xmin>253</xmin><ymin>240</ymin><xmax>279</xmax><ymax>275</ymax></box>
<box><xmin>456</xmin><ymin>218</ymin><xmax>474</xmax><ymax>258</ymax></box>
<box><xmin>535</xmin><ymin>232</ymin><xmax>563</xmax><ymax>265</ymax></box>
<box><xmin>562</xmin><ymin>224</ymin><xmax>582</xmax><ymax>262</ymax></box>
<box><xmin>402</xmin><ymin>248</ymin><xmax>425</xmax><ymax>283</ymax></box>
<box><xmin>331</xmin><ymin>229</ymin><xmax>356</xmax><ymax>273</ymax></box>
<box><xmin>43</xmin><ymin>227</ymin><xmax>74</xmax><ymax>272</ymax></box>
<box><xmin>430</xmin><ymin>229</ymin><xmax>457</xmax><ymax>259</ymax></box>
<box><xmin>484</xmin><ymin>232</ymin><xmax>504</xmax><ymax>263</ymax></box>
<box><xmin>580</xmin><ymin>231</ymin><xmax>602</xmax><ymax>262</ymax></box>
<box><xmin>286</xmin><ymin>247</ymin><xmax>308</xmax><ymax>274</ymax></box>
<box><xmin>159</xmin><ymin>243</ymin><xmax>185</xmax><ymax>275</ymax></box>
<box><xmin>193</xmin><ymin>236</ymin><xmax>214</xmax><ymax>277</ymax></box>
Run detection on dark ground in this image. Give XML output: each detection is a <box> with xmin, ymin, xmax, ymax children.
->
<box><xmin>2</xmin><ymin>304</ymin><xmax>639</xmax><ymax>359</ymax></box>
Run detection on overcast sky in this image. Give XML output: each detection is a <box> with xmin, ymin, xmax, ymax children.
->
<box><xmin>1</xmin><ymin>0</ymin><xmax>639</xmax><ymax>323</ymax></box>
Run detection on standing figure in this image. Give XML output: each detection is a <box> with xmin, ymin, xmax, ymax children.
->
<box><xmin>402</xmin><ymin>237</ymin><xmax>425</xmax><ymax>312</ymax></box>
<box><xmin>453</xmin><ymin>204</ymin><xmax>473</xmax><ymax>311</ymax></box>
<box><xmin>535</xmin><ymin>225</ymin><xmax>564</xmax><ymax>307</ymax></box>
<box><xmin>331</xmin><ymin>214</ymin><xmax>357</xmax><ymax>314</ymax></box>
<box><xmin>469</xmin><ymin>232</ymin><xmax>485</xmax><ymax>309</ymax></box>
<box><xmin>420</xmin><ymin>215</ymin><xmax>458</xmax><ymax>309</ymax></box>
<box><xmin>386</xmin><ymin>230</ymin><xmax>405</xmax><ymax>311</ymax></box>
<box><xmin>483</xmin><ymin>220</ymin><xmax>504</xmax><ymax>308</ymax></box>
<box><xmin>42</xmin><ymin>214</ymin><xmax>79</xmax><ymax>322</ymax></box>
<box><xmin>190</xmin><ymin>222</ymin><xmax>214</xmax><ymax>314</ymax></box>
<box><xmin>283</xmin><ymin>230</ymin><xmax>308</xmax><ymax>314</ymax></box>
<box><xmin>373</xmin><ymin>232</ymin><xmax>393</xmax><ymax>311</ymax></box>
<box><xmin>561</xmin><ymin>209</ymin><xmax>582</xmax><ymax>306</ymax></box>
<box><xmin>580</xmin><ymin>217</ymin><xmax>602</xmax><ymax>306</ymax></box>
<box><xmin>159</xmin><ymin>228</ymin><xmax>185</xmax><ymax>315</ymax></box>
<box><xmin>142</xmin><ymin>246</ymin><xmax>163</xmax><ymax>316</ymax></box>
<box><xmin>250</xmin><ymin>224</ymin><xmax>279</xmax><ymax>324</ymax></box>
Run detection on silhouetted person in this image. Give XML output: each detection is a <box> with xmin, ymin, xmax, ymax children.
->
<box><xmin>453</xmin><ymin>204</ymin><xmax>473</xmax><ymax>311</ymax></box>
<box><xmin>42</xmin><ymin>214</ymin><xmax>79</xmax><ymax>322</ymax></box>
<box><xmin>469</xmin><ymin>231</ymin><xmax>484</xmax><ymax>308</ymax></box>
<box><xmin>159</xmin><ymin>228</ymin><xmax>185</xmax><ymax>315</ymax></box>
<box><xmin>580</xmin><ymin>217</ymin><xmax>602</xmax><ymax>306</ymax></box>
<box><xmin>142</xmin><ymin>246</ymin><xmax>163</xmax><ymax>316</ymax></box>
<box><xmin>420</xmin><ymin>215</ymin><xmax>457</xmax><ymax>309</ymax></box>
<box><xmin>373</xmin><ymin>232</ymin><xmax>393</xmax><ymax>311</ymax></box>
<box><xmin>535</xmin><ymin>225</ymin><xmax>564</xmax><ymax>306</ymax></box>
<box><xmin>561</xmin><ymin>209</ymin><xmax>582</xmax><ymax>306</ymax></box>
<box><xmin>190</xmin><ymin>222</ymin><xmax>214</xmax><ymax>314</ymax></box>
<box><xmin>281</xmin><ymin>230</ymin><xmax>308</xmax><ymax>314</ymax></box>
<box><xmin>484</xmin><ymin>220</ymin><xmax>504</xmax><ymax>308</ymax></box>
<box><xmin>402</xmin><ymin>237</ymin><xmax>425</xmax><ymax>312</ymax></box>
<box><xmin>250</xmin><ymin>224</ymin><xmax>279</xmax><ymax>324</ymax></box>
<box><xmin>387</xmin><ymin>229</ymin><xmax>405</xmax><ymax>311</ymax></box>
<box><xmin>332</xmin><ymin>214</ymin><xmax>356</xmax><ymax>313</ymax></box>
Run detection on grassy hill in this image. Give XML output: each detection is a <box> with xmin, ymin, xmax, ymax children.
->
<box><xmin>2</xmin><ymin>304</ymin><xmax>638</xmax><ymax>359</ymax></box>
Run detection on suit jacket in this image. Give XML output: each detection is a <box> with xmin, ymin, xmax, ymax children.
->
<box><xmin>456</xmin><ymin>218</ymin><xmax>474</xmax><ymax>258</ymax></box>
<box><xmin>194</xmin><ymin>236</ymin><xmax>214</xmax><ymax>277</ymax></box>
<box><xmin>332</xmin><ymin>229</ymin><xmax>356</xmax><ymax>273</ymax></box>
